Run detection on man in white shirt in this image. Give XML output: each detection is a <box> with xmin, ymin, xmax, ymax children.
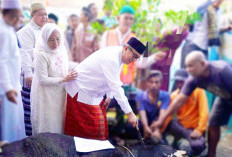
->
<box><xmin>100</xmin><ymin>5</ymin><xmax>165</xmax><ymax>89</ymax></box>
<box><xmin>180</xmin><ymin>0</ymin><xmax>224</xmax><ymax>68</ymax></box>
<box><xmin>0</xmin><ymin>0</ymin><xmax>26</xmax><ymax>142</ymax></box>
<box><xmin>65</xmin><ymin>37</ymin><xmax>146</xmax><ymax>140</ymax></box>
<box><xmin>17</xmin><ymin>3</ymin><xmax>47</xmax><ymax>136</ymax></box>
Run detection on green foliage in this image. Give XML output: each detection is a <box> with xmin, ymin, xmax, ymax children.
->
<box><xmin>164</xmin><ymin>10</ymin><xmax>202</xmax><ymax>26</ymax></box>
<box><xmin>99</xmin><ymin>0</ymin><xmax>202</xmax><ymax>54</ymax></box>
<box><xmin>103</xmin><ymin>0</ymin><xmax>114</xmax><ymax>12</ymax></box>
<box><xmin>111</xmin><ymin>0</ymin><xmax>129</xmax><ymax>17</ymax></box>
<box><xmin>103</xmin><ymin>0</ymin><xmax>161</xmax><ymax>43</ymax></box>
<box><xmin>90</xmin><ymin>21</ymin><xmax>105</xmax><ymax>35</ymax></box>
<box><xmin>132</xmin><ymin>0</ymin><xmax>161</xmax><ymax>53</ymax></box>
<box><xmin>123</xmin><ymin>0</ymin><xmax>160</xmax><ymax>52</ymax></box>
<box><xmin>186</xmin><ymin>12</ymin><xmax>202</xmax><ymax>25</ymax></box>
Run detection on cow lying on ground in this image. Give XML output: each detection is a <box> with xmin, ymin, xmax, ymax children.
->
<box><xmin>0</xmin><ymin>133</ymin><xmax>178</xmax><ymax>157</ymax></box>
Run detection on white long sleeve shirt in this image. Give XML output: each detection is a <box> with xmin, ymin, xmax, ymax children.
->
<box><xmin>0</xmin><ymin>16</ymin><xmax>21</xmax><ymax>94</ymax></box>
<box><xmin>187</xmin><ymin>9</ymin><xmax>222</xmax><ymax>50</ymax></box>
<box><xmin>66</xmin><ymin>46</ymin><xmax>132</xmax><ymax>114</ymax></box>
<box><xmin>0</xmin><ymin>16</ymin><xmax>26</xmax><ymax>142</ymax></box>
<box><xmin>136</xmin><ymin>54</ymin><xmax>157</xmax><ymax>69</ymax></box>
<box><xmin>101</xmin><ymin>28</ymin><xmax>156</xmax><ymax>69</ymax></box>
<box><xmin>187</xmin><ymin>13</ymin><xmax>208</xmax><ymax>50</ymax></box>
<box><xmin>17</xmin><ymin>20</ymin><xmax>41</xmax><ymax>78</ymax></box>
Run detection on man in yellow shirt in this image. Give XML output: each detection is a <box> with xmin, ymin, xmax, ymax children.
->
<box><xmin>167</xmin><ymin>69</ymin><xmax>209</xmax><ymax>156</ymax></box>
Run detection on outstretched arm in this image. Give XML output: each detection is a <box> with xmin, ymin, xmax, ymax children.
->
<box><xmin>136</xmin><ymin>51</ymin><xmax>166</xmax><ymax>69</ymax></box>
<box><xmin>100</xmin><ymin>57</ymin><xmax>137</xmax><ymax>127</ymax></box>
<box><xmin>154</xmin><ymin>93</ymin><xmax>188</xmax><ymax>129</ymax></box>
<box><xmin>140</xmin><ymin>110</ymin><xmax>152</xmax><ymax>138</ymax></box>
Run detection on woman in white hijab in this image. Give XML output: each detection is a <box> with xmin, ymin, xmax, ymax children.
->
<box><xmin>31</xmin><ymin>23</ymin><xmax>77</xmax><ymax>134</ymax></box>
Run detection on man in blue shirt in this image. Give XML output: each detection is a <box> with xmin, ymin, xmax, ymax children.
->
<box><xmin>125</xmin><ymin>70</ymin><xmax>170</xmax><ymax>144</ymax></box>
<box><xmin>137</xmin><ymin>70</ymin><xmax>170</xmax><ymax>142</ymax></box>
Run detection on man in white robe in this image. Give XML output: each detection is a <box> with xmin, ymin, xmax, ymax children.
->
<box><xmin>65</xmin><ymin>37</ymin><xmax>146</xmax><ymax>140</ymax></box>
<box><xmin>17</xmin><ymin>3</ymin><xmax>47</xmax><ymax>136</ymax></box>
<box><xmin>0</xmin><ymin>0</ymin><xmax>26</xmax><ymax>143</ymax></box>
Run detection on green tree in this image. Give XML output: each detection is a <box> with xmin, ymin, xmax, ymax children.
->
<box><xmin>103</xmin><ymin>0</ymin><xmax>161</xmax><ymax>52</ymax></box>
<box><xmin>100</xmin><ymin>0</ymin><xmax>202</xmax><ymax>54</ymax></box>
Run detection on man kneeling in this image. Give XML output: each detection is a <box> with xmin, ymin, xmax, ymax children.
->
<box><xmin>167</xmin><ymin>69</ymin><xmax>209</xmax><ymax>156</ymax></box>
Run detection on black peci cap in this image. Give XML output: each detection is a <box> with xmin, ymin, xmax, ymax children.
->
<box><xmin>127</xmin><ymin>37</ymin><xmax>146</xmax><ymax>55</ymax></box>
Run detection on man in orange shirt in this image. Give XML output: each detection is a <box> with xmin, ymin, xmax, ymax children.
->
<box><xmin>101</xmin><ymin>5</ymin><xmax>136</xmax><ymax>84</ymax></box>
<box><xmin>167</xmin><ymin>69</ymin><xmax>209</xmax><ymax>156</ymax></box>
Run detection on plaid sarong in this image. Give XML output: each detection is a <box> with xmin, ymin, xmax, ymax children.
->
<box><xmin>65</xmin><ymin>93</ymin><xmax>108</xmax><ymax>140</ymax></box>
<box><xmin>21</xmin><ymin>86</ymin><xmax>32</xmax><ymax>136</ymax></box>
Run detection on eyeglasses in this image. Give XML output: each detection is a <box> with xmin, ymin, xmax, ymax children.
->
<box><xmin>48</xmin><ymin>38</ymin><xmax>60</xmax><ymax>42</ymax></box>
<box><xmin>128</xmin><ymin>47</ymin><xmax>140</xmax><ymax>61</ymax></box>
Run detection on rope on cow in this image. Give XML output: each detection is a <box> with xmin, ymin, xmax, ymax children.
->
<box><xmin>121</xmin><ymin>145</ymin><xmax>135</xmax><ymax>157</ymax></box>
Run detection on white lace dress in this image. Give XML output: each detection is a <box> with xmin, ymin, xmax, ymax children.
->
<box><xmin>31</xmin><ymin>49</ymin><xmax>69</xmax><ymax>134</ymax></box>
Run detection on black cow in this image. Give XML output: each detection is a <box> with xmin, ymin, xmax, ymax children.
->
<box><xmin>0</xmin><ymin>133</ymin><xmax>177</xmax><ymax>157</ymax></box>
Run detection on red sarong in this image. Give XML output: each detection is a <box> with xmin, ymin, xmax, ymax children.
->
<box><xmin>64</xmin><ymin>94</ymin><xmax>108</xmax><ymax>140</ymax></box>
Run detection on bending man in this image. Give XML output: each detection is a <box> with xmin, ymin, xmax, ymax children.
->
<box><xmin>65</xmin><ymin>37</ymin><xmax>146</xmax><ymax>140</ymax></box>
<box><xmin>154</xmin><ymin>51</ymin><xmax>232</xmax><ymax>157</ymax></box>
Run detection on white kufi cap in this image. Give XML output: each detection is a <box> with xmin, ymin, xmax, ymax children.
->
<box><xmin>1</xmin><ymin>0</ymin><xmax>22</xmax><ymax>9</ymax></box>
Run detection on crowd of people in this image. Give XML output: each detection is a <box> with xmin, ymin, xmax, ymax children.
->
<box><xmin>0</xmin><ymin>0</ymin><xmax>232</xmax><ymax>157</ymax></box>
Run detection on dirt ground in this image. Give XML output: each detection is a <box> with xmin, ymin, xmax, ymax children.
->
<box><xmin>107</xmin><ymin>112</ymin><xmax>232</xmax><ymax>156</ymax></box>
<box><xmin>122</xmin><ymin>126</ymin><xmax>232</xmax><ymax>157</ymax></box>
<box><xmin>165</xmin><ymin>126</ymin><xmax>232</xmax><ymax>157</ymax></box>
<box><xmin>216</xmin><ymin>127</ymin><xmax>232</xmax><ymax>157</ymax></box>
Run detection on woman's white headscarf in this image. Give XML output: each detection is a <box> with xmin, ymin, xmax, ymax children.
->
<box><xmin>34</xmin><ymin>23</ymin><xmax>69</xmax><ymax>77</ymax></box>
<box><xmin>35</xmin><ymin>23</ymin><xmax>65</xmax><ymax>53</ymax></box>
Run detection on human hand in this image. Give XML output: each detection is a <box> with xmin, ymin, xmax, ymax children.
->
<box><xmin>6</xmin><ymin>90</ymin><xmax>18</xmax><ymax>104</ymax></box>
<box><xmin>226</xmin><ymin>25</ymin><xmax>232</xmax><ymax>31</ymax></box>
<box><xmin>25</xmin><ymin>77</ymin><xmax>33</xmax><ymax>88</ymax></box>
<box><xmin>144</xmin><ymin>126</ymin><xmax>152</xmax><ymax>138</ymax></box>
<box><xmin>155</xmin><ymin>51</ymin><xmax>166</xmax><ymax>61</ymax></box>
<box><xmin>127</xmin><ymin>112</ymin><xmax>137</xmax><ymax>128</ymax></box>
<box><xmin>190</xmin><ymin>130</ymin><xmax>201</xmax><ymax>139</ymax></box>
<box><xmin>150</xmin><ymin>120</ymin><xmax>162</xmax><ymax>131</ymax></box>
<box><xmin>63</xmin><ymin>70</ymin><xmax>78</xmax><ymax>82</ymax></box>
<box><xmin>103</xmin><ymin>98</ymin><xmax>111</xmax><ymax>109</ymax></box>
<box><xmin>151</xmin><ymin>129</ymin><xmax>162</xmax><ymax>140</ymax></box>
<box><xmin>221</xmin><ymin>25</ymin><xmax>232</xmax><ymax>32</ymax></box>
